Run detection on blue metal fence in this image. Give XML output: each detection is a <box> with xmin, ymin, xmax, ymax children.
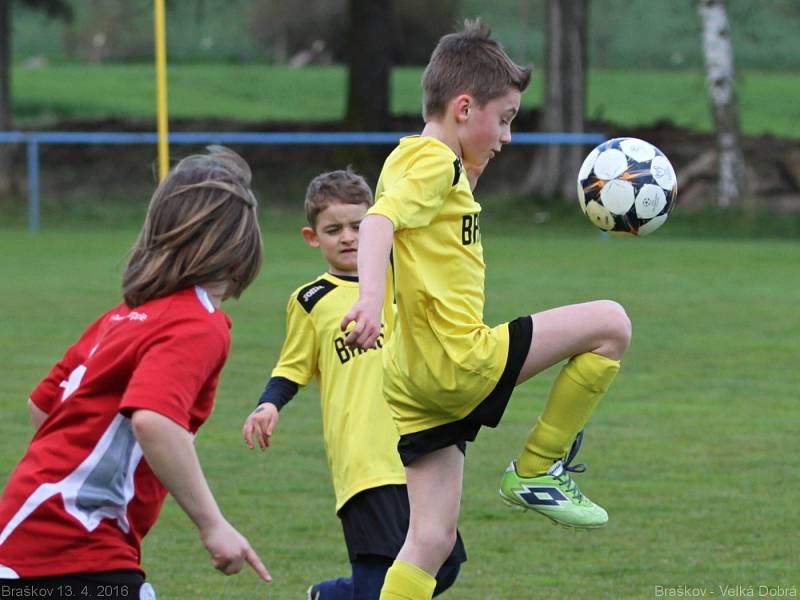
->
<box><xmin>0</xmin><ymin>131</ymin><xmax>607</xmax><ymax>232</ymax></box>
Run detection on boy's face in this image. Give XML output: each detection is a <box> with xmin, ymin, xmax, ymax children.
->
<box><xmin>302</xmin><ymin>201</ymin><xmax>368</xmax><ymax>277</ymax></box>
<box><xmin>457</xmin><ymin>88</ymin><xmax>521</xmax><ymax>170</ymax></box>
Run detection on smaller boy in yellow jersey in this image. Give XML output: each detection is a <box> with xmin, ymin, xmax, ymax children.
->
<box><xmin>342</xmin><ymin>20</ymin><xmax>632</xmax><ymax>600</ymax></box>
<box><xmin>242</xmin><ymin>169</ymin><xmax>465</xmax><ymax>600</ymax></box>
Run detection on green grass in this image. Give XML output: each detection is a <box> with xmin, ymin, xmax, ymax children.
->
<box><xmin>0</xmin><ymin>212</ymin><xmax>797</xmax><ymax>599</ymax></box>
<box><xmin>12</xmin><ymin>63</ymin><xmax>800</xmax><ymax>138</ymax></box>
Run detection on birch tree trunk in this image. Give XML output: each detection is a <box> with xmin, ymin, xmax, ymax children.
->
<box><xmin>697</xmin><ymin>0</ymin><xmax>750</xmax><ymax>209</ymax></box>
<box><xmin>524</xmin><ymin>0</ymin><xmax>589</xmax><ymax>201</ymax></box>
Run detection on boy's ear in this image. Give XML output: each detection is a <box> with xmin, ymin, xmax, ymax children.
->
<box><xmin>452</xmin><ymin>94</ymin><xmax>472</xmax><ymax>124</ymax></box>
<box><xmin>301</xmin><ymin>226</ymin><xmax>320</xmax><ymax>247</ymax></box>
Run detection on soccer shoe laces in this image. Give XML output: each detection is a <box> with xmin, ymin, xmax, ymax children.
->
<box><xmin>563</xmin><ymin>429</ymin><xmax>587</xmax><ymax>474</ymax></box>
<box><xmin>551</xmin><ymin>430</ymin><xmax>587</xmax><ymax>503</ymax></box>
<box><xmin>551</xmin><ymin>467</ymin><xmax>584</xmax><ymax>503</ymax></box>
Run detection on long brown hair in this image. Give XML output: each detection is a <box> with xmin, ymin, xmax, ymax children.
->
<box><xmin>122</xmin><ymin>146</ymin><xmax>263</xmax><ymax>307</ymax></box>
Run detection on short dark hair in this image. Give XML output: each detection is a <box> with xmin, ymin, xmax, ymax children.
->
<box><xmin>422</xmin><ymin>18</ymin><xmax>531</xmax><ymax>121</ymax></box>
<box><xmin>304</xmin><ymin>168</ymin><xmax>373</xmax><ymax>227</ymax></box>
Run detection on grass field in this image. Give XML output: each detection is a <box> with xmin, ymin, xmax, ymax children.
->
<box><xmin>0</xmin><ymin>212</ymin><xmax>797</xmax><ymax>599</ymax></box>
<box><xmin>12</xmin><ymin>64</ymin><xmax>800</xmax><ymax>139</ymax></box>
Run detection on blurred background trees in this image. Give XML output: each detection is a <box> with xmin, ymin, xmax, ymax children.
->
<box><xmin>0</xmin><ymin>0</ymin><xmax>9</xmax><ymax>194</ymax></box>
<box><xmin>4</xmin><ymin>0</ymin><xmax>800</xmax><ymax>210</ymax></box>
<box><xmin>0</xmin><ymin>0</ymin><xmax>71</xmax><ymax>194</ymax></box>
<box><xmin>11</xmin><ymin>0</ymin><xmax>800</xmax><ymax>68</ymax></box>
<box><xmin>344</xmin><ymin>0</ymin><xmax>392</xmax><ymax>131</ymax></box>
<box><xmin>524</xmin><ymin>0</ymin><xmax>589</xmax><ymax>200</ymax></box>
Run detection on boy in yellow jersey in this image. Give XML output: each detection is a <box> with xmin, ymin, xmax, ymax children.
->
<box><xmin>242</xmin><ymin>169</ymin><xmax>465</xmax><ymax>600</ymax></box>
<box><xmin>342</xmin><ymin>19</ymin><xmax>632</xmax><ymax>600</ymax></box>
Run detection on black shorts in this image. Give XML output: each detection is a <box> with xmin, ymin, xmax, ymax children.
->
<box><xmin>397</xmin><ymin>315</ymin><xmax>533</xmax><ymax>466</ymax></box>
<box><xmin>339</xmin><ymin>484</ymin><xmax>467</xmax><ymax>565</ymax></box>
<box><xmin>0</xmin><ymin>570</ymin><xmax>154</xmax><ymax>600</ymax></box>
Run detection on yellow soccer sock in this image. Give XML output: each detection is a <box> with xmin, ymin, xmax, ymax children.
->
<box><xmin>380</xmin><ymin>559</ymin><xmax>436</xmax><ymax>600</ymax></box>
<box><xmin>517</xmin><ymin>352</ymin><xmax>620</xmax><ymax>477</ymax></box>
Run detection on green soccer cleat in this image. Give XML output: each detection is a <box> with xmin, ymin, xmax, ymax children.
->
<box><xmin>498</xmin><ymin>432</ymin><xmax>608</xmax><ymax>529</ymax></box>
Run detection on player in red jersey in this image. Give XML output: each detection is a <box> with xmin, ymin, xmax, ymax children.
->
<box><xmin>0</xmin><ymin>146</ymin><xmax>270</xmax><ymax>599</ymax></box>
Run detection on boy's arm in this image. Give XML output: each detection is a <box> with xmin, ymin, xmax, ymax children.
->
<box><xmin>256</xmin><ymin>376</ymin><xmax>299</xmax><ymax>411</ymax></box>
<box><xmin>131</xmin><ymin>409</ymin><xmax>271</xmax><ymax>582</ymax></box>
<box><xmin>242</xmin><ymin>376</ymin><xmax>299</xmax><ymax>450</ymax></box>
<box><xmin>341</xmin><ymin>214</ymin><xmax>394</xmax><ymax>349</ymax></box>
<box><xmin>244</xmin><ymin>288</ymin><xmax>317</xmax><ymax>450</ymax></box>
<box><xmin>28</xmin><ymin>398</ymin><xmax>48</xmax><ymax>429</ymax></box>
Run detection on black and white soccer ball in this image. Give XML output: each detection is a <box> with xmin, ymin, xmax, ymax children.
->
<box><xmin>577</xmin><ymin>137</ymin><xmax>677</xmax><ymax>236</ymax></box>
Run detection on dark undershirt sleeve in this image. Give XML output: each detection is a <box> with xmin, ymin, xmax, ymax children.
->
<box><xmin>256</xmin><ymin>376</ymin><xmax>299</xmax><ymax>411</ymax></box>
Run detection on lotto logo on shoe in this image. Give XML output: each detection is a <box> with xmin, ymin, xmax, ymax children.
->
<box><xmin>516</xmin><ymin>486</ymin><xmax>569</xmax><ymax>507</ymax></box>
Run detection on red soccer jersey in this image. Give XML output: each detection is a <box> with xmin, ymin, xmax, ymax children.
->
<box><xmin>0</xmin><ymin>286</ymin><xmax>231</xmax><ymax>579</ymax></box>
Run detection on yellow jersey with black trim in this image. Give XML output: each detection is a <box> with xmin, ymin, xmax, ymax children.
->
<box><xmin>368</xmin><ymin>136</ymin><xmax>511</xmax><ymax>435</ymax></box>
<box><xmin>272</xmin><ymin>272</ymin><xmax>405</xmax><ymax>512</ymax></box>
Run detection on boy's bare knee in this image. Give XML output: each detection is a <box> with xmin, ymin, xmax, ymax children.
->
<box><xmin>409</xmin><ymin>525</ymin><xmax>457</xmax><ymax>564</ymax></box>
<box><xmin>598</xmin><ymin>300</ymin><xmax>632</xmax><ymax>355</ymax></box>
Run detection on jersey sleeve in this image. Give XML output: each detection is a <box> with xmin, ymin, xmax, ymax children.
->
<box><xmin>270</xmin><ymin>294</ymin><xmax>318</xmax><ymax>386</ymax></box>
<box><xmin>369</xmin><ymin>147</ymin><xmax>457</xmax><ymax>230</ymax></box>
<box><xmin>256</xmin><ymin>376</ymin><xmax>299</xmax><ymax>410</ymax></box>
<box><xmin>119</xmin><ymin>317</ymin><xmax>229</xmax><ymax>431</ymax></box>
<box><xmin>29</xmin><ymin>316</ymin><xmax>106</xmax><ymax>415</ymax></box>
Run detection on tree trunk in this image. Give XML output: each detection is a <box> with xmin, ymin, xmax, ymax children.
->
<box><xmin>0</xmin><ymin>0</ymin><xmax>12</xmax><ymax>194</ymax></box>
<box><xmin>697</xmin><ymin>0</ymin><xmax>750</xmax><ymax>209</ymax></box>
<box><xmin>345</xmin><ymin>0</ymin><xmax>392</xmax><ymax>130</ymax></box>
<box><xmin>524</xmin><ymin>0</ymin><xmax>589</xmax><ymax>201</ymax></box>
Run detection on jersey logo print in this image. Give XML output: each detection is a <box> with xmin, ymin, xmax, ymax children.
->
<box><xmin>452</xmin><ymin>157</ymin><xmax>462</xmax><ymax>186</ymax></box>
<box><xmin>110</xmin><ymin>311</ymin><xmax>148</xmax><ymax>322</ymax></box>
<box><xmin>462</xmin><ymin>213</ymin><xmax>480</xmax><ymax>245</ymax></box>
<box><xmin>334</xmin><ymin>325</ymin><xmax>385</xmax><ymax>364</ymax></box>
<box><xmin>297</xmin><ymin>278</ymin><xmax>337</xmax><ymax>313</ymax></box>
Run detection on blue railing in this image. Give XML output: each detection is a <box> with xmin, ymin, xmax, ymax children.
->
<box><xmin>0</xmin><ymin>131</ymin><xmax>607</xmax><ymax>232</ymax></box>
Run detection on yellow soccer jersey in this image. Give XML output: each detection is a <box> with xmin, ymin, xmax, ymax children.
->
<box><xmin>272</xmin><ymin>272</ymin><xmax>405</xmax><ymax>512</ymax></box>
<box><xmin>369</xmin><ymin>136</ymin><xmax>511</xmax><ymax>435</ymax></box>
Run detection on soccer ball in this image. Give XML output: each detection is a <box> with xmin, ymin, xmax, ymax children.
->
<box><xmin>577</xmin><ymin>137</ymin><xmax>677</xmax><ymax>236</ymax></box>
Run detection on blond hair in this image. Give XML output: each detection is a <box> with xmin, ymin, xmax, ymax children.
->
<box><xmin>304</xmin><ymin>168</ymin><xmax>373</xmax><ymax>227</ymax></box>
<box><xmin>422</xmin><ymin>18</ymin><xmax>531</xmax><ymax>121</ymax></box>
<box><xmin>122</xmin><ymin>146</ymin><xmax>263</xmax><ymax>307</ymax></box>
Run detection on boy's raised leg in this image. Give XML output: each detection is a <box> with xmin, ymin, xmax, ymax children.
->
<box><xmin>517</xmin><ymin>351</ymin><xmax>621</xmax><ymax>475</ymax></box>
<box><xmin>499</xmin><ymin>300</ymin><xmax>631</xmax><ymax>528</ymax></box>
<box><xmin>381</xmin><ymin>446</ymin><xmax>464</xmax><ymax>600</ymax></box>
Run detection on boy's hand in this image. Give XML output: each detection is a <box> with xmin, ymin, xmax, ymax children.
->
<box><xmin>341</xmin><ymin>297</ymin><xmax>382</xmax><ymax>349</ymax></box>
<box><xmin>201</xmin><ymin>519</ymin><xmax>271</xmax><ymax>582</ymax></box>
<box><xmin>242</xmin><ymin>403</ymin><xmax>279</xmax><ymax>450</ymax></box>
